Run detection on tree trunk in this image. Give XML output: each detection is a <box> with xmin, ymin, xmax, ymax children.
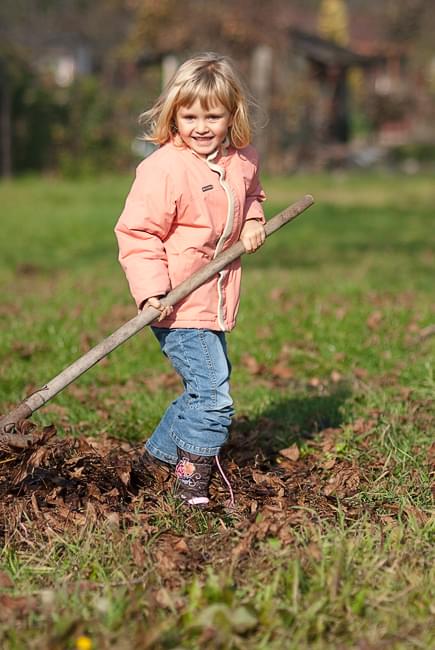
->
<box><xmin>250</xmin><ymin>45</ymin><xmax>273</xmax><ymax>162</ymax></box>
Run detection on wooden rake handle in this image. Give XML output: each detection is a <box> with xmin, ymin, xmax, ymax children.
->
<box><xmin>0</xmin><ymin>194</ymin><xmax>314</xmax><ymax>444</ymax></box>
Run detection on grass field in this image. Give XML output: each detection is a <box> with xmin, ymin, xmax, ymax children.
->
<box><xmin>0</xmin><ymin>171</ymin><xmax>434</xmax><ymax>649</ymax></box>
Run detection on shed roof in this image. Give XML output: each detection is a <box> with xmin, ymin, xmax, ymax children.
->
<box><xmin>289</xmin><ymin>28</ymin><xmax>383</xmax><ymax>68</ymax></box>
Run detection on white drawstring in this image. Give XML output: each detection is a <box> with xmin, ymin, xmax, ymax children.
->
<box><xmin>215</xmin><ymin>455</ymin><xmax>235</xmax><ymax>507</ymax></box>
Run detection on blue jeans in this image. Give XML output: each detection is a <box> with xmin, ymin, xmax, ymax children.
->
<box><xmin>145</xmin><ymin>328</ymin><xmax>234</xmax><ymax>464</ymax></box>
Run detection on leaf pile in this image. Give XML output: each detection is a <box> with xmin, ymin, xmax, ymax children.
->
<box><xmin>0</xmin><ymin>419</ymin><xmax>366</xmax><ymax>551</ymax></box>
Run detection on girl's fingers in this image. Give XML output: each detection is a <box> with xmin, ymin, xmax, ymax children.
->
<box><xmin>146</xmin><ymin>297</ymin><xmax>173</xmax><ymax>319</ymax></box>
<box><xmin>158</xmin><ymin>305</ymin><xmax>173</xmax><ymax>321</ymax></box>
<box><xmin>242</xmin><ymin>231</ymin><xmax>265</xmax><ymax>253</ymax></box>
<box><xmin>251</xmin><ymin>237</ymin><xmax>264</xmax><ymax>251</ymax></box>
<box><xmin>147</xmin><ymin>297</ymin><xmax>162</xmax><ymax>310</ymax></box>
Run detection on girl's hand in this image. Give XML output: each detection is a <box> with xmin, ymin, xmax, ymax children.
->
<box><xmin>240</xmin><ymin>220</ymin><xmax>266</xmax><ymax>254</ymax></box>
<box><xmin>144</xmin><ymin>296</ymin><xmax>173</xmax><ymax>321</ymax></box>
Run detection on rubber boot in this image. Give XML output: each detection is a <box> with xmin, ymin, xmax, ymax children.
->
<box><xmin>174</xmin><ymin>447</ymin><xmax>214</xmax><ymax>507</ymax></box>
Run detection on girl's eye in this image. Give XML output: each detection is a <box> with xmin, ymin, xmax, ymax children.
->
<box><xmin>208</xmin><ymin>115</ymin><xmax>221</xmax><ymax>120</ymax></box>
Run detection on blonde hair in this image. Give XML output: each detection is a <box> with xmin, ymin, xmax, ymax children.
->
<box><xmin>140</xmin><ymin>52</ymin><xmax>253</xmax><ymax>149</ymax></box>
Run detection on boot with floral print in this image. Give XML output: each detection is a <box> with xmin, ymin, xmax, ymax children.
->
<box><xmin>174</xmin><ymin>448</ymin><xmax>214</xmax><ymax>507</ymax></box>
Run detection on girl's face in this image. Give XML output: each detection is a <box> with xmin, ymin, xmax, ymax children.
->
<box><xmin>175</xmin><ymin>98</ymin><xmax>233</xmax><ymax>157</ymax></box>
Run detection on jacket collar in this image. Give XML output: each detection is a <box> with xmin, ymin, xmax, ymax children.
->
<box><xmin>168</xmin><ymin>137</ymin><xmax>232</xmax><ymax>165</ymax></box>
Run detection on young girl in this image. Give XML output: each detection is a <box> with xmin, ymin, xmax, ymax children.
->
<box><xmin>115</xmin><ymin>52</ymin><xmax>266</xmax><ymax>507</ymax></box>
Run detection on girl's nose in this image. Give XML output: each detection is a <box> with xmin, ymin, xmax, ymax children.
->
<box><xmin>195</xmin><ymin>120</ymin><xmax>209</xmax><ymax>134</ymax></box>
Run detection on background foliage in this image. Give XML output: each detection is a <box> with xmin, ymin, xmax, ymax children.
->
<box><xmin>1</xmin><ymin>0</ymin><xmax>435</xmax><ymax>176</ymax></box>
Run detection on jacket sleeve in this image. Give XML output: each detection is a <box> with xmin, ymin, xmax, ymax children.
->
<box><xmin>114</xmin><ymin>159</ymin><xmax>176</xmax><ymax>309</ymax></box>
<box><xmin>244</xmin><ymin>149</ymin><xmax>266</xmax><ymax>224</ymax></box>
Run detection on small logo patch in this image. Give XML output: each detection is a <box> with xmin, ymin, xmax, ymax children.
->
<box><xmin>202</xmin><ymin>184</ymin><xmax>213</xmax><ymax>192</ymax></box>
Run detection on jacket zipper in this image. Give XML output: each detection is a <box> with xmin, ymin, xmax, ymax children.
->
<box><xmin>206</xmin><ymin>156</ymin><xmax>235</xmax><ymax>331</ymax></box>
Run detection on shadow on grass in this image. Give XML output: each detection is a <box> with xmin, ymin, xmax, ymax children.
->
<box><xmin>227</xmin><ymin>384</ymin><xmax>351</xmax><ymax>465</ymax></box>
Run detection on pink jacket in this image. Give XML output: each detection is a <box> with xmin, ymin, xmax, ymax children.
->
<box><xmin>115</xmin><ymin>141</ymin><xmax>266</xmax><ymax>331</ymax></box>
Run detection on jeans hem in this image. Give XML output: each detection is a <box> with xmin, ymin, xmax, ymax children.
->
<box><xmin>145</xmin><ymin>440</ymin><xmax>177</xmax><ymax>465</ymax></box>
<box><xmin>170</xmin><ymin>430</ymin><xmax>223</xmax><ymax>457</ymax></box>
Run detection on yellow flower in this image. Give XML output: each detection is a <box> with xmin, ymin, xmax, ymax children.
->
<box><xmin>75</xmin><ymin>635</ymin><xmax>93</xmax><ymax>650</ymax></box>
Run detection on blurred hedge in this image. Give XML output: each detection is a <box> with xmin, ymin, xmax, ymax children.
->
<box><xmin>4</xmin><ymin>51</ymin><xmax>160</xmax><ymax>177</ymax></box>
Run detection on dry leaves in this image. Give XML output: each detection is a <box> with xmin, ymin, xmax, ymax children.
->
<box><xmin>0</xmin><ymin>416</ymin><xmax>399</xmax><ymax>585</ymax></box>
<box><xmin>0</xmin><ymin>571</ymin><xmax>13</xmax><ymax>588</ymax></box>
<box><xmin>279</xmin><ymin>444</ymin><xmax>300</xmax><ymax>462</ymax></box>
<box><xmin>0</xmin><ymin>594</ymin><xmax>37</xmax><ymax>621</ymax></box>
<box><xmin>366</xmin><ymin>310</ymin><xmax>383</xmax><ymax>330</ymax></box>
<box><xmin>323</xmin><ymin>464</ymin><xmax>361</xmax><ymax>497</ymax></box>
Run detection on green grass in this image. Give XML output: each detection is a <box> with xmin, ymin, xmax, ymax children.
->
<box><xmin>0</xmin><ymin>171</ymin><xmax>434</xmax><ymax>649</ymax></box>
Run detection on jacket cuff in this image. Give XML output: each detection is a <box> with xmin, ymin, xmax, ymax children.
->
<box><xmin>245</xmin><ymin>202</ymin><xmax>266</xmax><ymax>225</ymax></box>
